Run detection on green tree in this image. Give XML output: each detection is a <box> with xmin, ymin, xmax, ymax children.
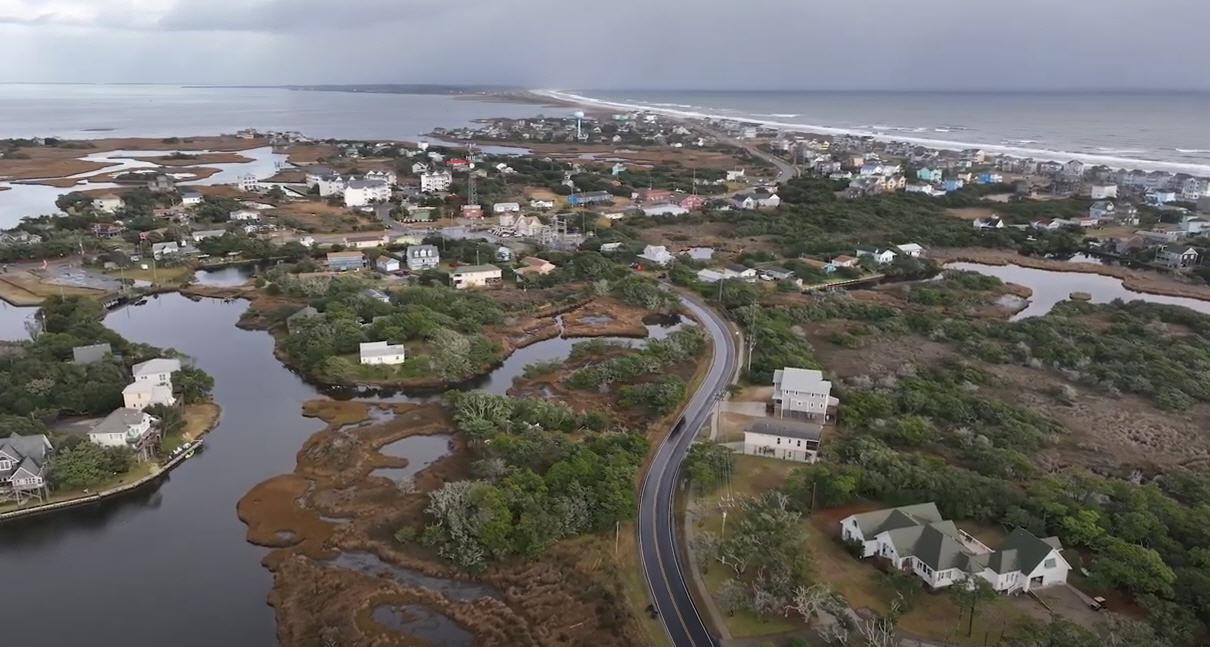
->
<box><xmin>172</xmin><ymin>366</ymin><xmax>214</xmax><ymax>404</ymax></box>
<box><xmin>1089</xmin><ymin>538</ymin><xmax>1176</xmax><ymax>597</ymax></box>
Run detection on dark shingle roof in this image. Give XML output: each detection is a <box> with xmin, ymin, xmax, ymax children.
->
<box><xmin>746</xmin><ymin>419</ymin><xmax>822</xmax><ymax>442</ymax></box>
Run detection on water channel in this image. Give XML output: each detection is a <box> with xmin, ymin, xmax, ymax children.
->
<box><xmin>946</xmin><ymin>261</ymin><xmax>1210</xmax><ymax>320</ymax></box>
<box><xmin>0</xmin><ymin>291</ymin><xmax>686</xmax><ymax>646</ymax></box>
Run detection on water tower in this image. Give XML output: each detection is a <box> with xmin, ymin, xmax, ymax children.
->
<box><xmin>573</xmin><ymin>110</ymin><xmax>585</xmax><ymax>140</ymax></box>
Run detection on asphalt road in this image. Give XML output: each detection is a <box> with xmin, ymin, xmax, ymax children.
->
<box><xmin>691</xmin><ymin>123</ymin><xmax>798</xmax><ymax>185</ymax></box>
<box><xmin>637</xmin><ymin>292</ymin><xmax>739</xmax><ymax>647</ymax></box>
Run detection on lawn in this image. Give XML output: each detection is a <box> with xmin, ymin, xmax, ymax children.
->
<box><xmin>0</xmin><ymin>460</ymin><xmax>157</xmax><ymax>514</ymax></box>
<box><xmin>162</xmin><ymin>402</ymin><xmax>221</xmax><ymax>454</ymax></box>
<box><xmin>105</xmin><ymin>263</ymin><xmax>195</xmax><ymax>287</ymax></box>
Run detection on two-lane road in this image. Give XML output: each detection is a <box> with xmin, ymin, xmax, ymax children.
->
<box><xmin>638</xmin><ymin>293</ymin><xmax>739</xmax><ymax>647</ymax></box>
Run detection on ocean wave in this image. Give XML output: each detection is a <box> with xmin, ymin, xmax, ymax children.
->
<box><xmin>533</xmin><ymin>89</ymin><xmax>1210</xmax><ymax>175</ymax></box>
<box><xmin>1095</xmin><ymin>148</ymin><xmax>1146</xmax><ymax>154</ymax></box>
<box><xmin>762</xmin><ymin>113</ymin><xmax>800</xmax><ymax>118</ymax></box>
<box><xmin>1176</xmin><ymin>148</ymin><xmax>1210</xmax><ymax>154</ymax></box>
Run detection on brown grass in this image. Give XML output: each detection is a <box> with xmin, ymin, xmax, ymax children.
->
<box><xmin>129</xmin><ymin>152</ymin><xmax>253</xmax><ymax>166</ymax></box>
<box><xmin>0</xmin><ymin>271</ymin><xmax>107</xmax><ymax>306</ymax></box>
<box><xmin>0</xmin><ymin>136</ymin><xmax>266</xmax><ymax>180</ymax></box>
<box><xmin>286</xmin><ymin>144</ymin><xmax>339</xmax><ymax>165</ymax></box>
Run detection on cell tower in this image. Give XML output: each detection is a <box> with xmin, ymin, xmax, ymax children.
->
<box><xmin>466</xmin><ymin>141</ymin><xmax>478</xmax><ymax>206</ymax></box>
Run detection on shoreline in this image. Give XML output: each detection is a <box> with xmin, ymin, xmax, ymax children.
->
<box><xmin>932</xmin><ymin>248</ymin><xmax>1210</xmax><ymax>302</ymax></box>
<box><xmin>531</xmin><ymin>89</ymin><xmax>1210</xmax><ymax>176</ymax></box>
<box><xmin>0</xmin><ymin>401</ymin><xmax>222</xmax><ymax>524</ymax></box>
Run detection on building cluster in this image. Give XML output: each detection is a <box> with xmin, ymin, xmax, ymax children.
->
<box><xmin>432</xmin><ymin>112</ymin><xmax>711</xmax><ymax>148</ymax></box>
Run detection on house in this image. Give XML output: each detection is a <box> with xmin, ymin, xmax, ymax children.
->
<box><xmin>304</xmin><ymin>166</ymin><xmax>338</xmax><ymax>187</ymax></box>
<box><xmin>345</xmin><ymin>234</ymin><xmax>387</xmax><ymax>250</ymax></box>
<box><xmin>636</xmin><ymin>188</ymin><xmax>675</xmax><ymax>203</ymax></box>
<box><xmin>638</xmin><ymin>245</ymin><xmax>674</xmax><ymax>267</ymax></box>
<box><xmin>316</xmin><ymin>175</ymin><xmax>347</xmax><ymax>197</ymax></box>
<box><xmin>529</xmin><ymin>199</ymin><xmax>555</xmax><ymax>209</ymax></box>
<box><xmin>743</xmin><ymin>419</ymin><xmax>823</xmax><ymax>463</ymax></box>
<box><xmin>122</xmin><ymin>381</ymin><xmax>175</xmax><ymax>410</ymax></box>
<box><xmin>449</xmin><ymin>264</ymin><xmax>503</xmax><ymax>289</ymax></box>
<box><xmin>1088</xmin><ymin>201</ymin><xmax>1117</xmax><ymax>221</ymax></box>
<box><xmin>1090</xmin><ymin>184</ymin><xmax>1118</xmax><ymax>200</ymax></box>
<box><xmin>0</xmin><ymin>433</ymin><xmax>53</xmax><ymax>500</ymax></box>
<box><xmin>721</xmin><ymin>263</ymin><xmax>758</xmax><ymax>282</ymax></box>
<box><xmin>830</xmin><ymin>255</ymin><xmax>859</xmax><ymax>268</ymax></box>
<box><xmin>359</xmin><ymin>341</ymin><xmax>406</xmax><ymax>366</ymax></box>
<box><xmin>731</xmin><ymin>191</ymin><xmax>781</xmax><ymax>210</ymax></box>
<box><xmin>192</xmin><ymin>229</ymin><xmax>226</xmax><ymax>243</ymax></box>
<box><xmin>420</xmin><ymin>171</ymin><xmax>453</xmax><ymax>193</ymax></box>
<box><xmin>905</xmin><ymin>184</ymin><xmax>945</xmax><ymax>197</ymax></box>
<box><xmin>515</xmin><ymin>256</ymin><xmax>557</xmax><ymax>278</ymax></box>
<box><xmin>151</xmin><ymin>241</ymin><xmax>181</xmax><ymax>260</ymax></box>
<box><xmin>683</xmin><ymin>247</ymin><xmax>715</xmax><ymax>261</ymax></box>
<box><xmin>726</xmin><ymin>169</ymin><xmax>746</xmax><ymax>182</ymax></box>
<box><xmin>942</xmin><ymin>179</ymin><xmax>965</xmax><ymax>192</ymax></box>
<box><xmin>1148</xmin><ymin>191</ymin><xmax>1178</xmax><ymax>205</ymax></box>
<box><xmin>495</xmin><ymin>245</ymin><xmax>513</xmax><ymax>262</ymax></box>
<box><xmin>93</xmin><ymin>194</ymin><xmax>123</xmax><ymax>213</ymax></box>
<box><xmin>238</xmin><ymin>174</ymin><xmax>260</xmax><ymax>192</ymax></box>
<box><xmin>772</xmin><ymin>367</ymin><xmax>835</xmax><ymax>420</ymax></box>
<box><xmin>611</xmin><ymin>162</ymin><xmax>626</xmax><ymax>176</ymax></box>
<box><xmin>801</xmin><ymin>258</ymin><xmax>838</xmax><ymax>274</ymax></box>
<box><xmin>229</xmin><ymin>209</ymin><xmax>261</xmax><ymax>222</ymax></box>
<box><xmin>1064</xmin><ymin>160</ymin><xmax>1086</xmax><ymax>177</ymax></box>
<box><xmin>131</xmin><ymin>358</ymin><xmax>181</xmax><ymax>387</ymax></box>
<box><xmin>599</xmin><ymin>242</ymin><xmax>624</xmax><ymax>254</ymax></box>
<box><xmin>696</xmin><ymin>268</ymin><xmax>728</xmax><ymax>283</ymax></box>
<box><xmin>513</xmin><ymin>215</ymin><xmax>544</xmax><ymax>237</ymax></box>
<box><xmin>492</xmin><ymin>202</ymin><xmax>521</xmax><ymax>214</ymax></box>
<box><xmin>1157</xmin><ymin>246</ymin><xmax>1200</xmax><ymax>268</ymax></box>
<box><xmin>344</xmin><ymin>179</ymin><xmax>391</xmax><ymax>207</ymax></box>
<box><xmin>856</xmin><ymin>248</ymin><xmax>898</xmax><ymax>265</ymax></box>
<box><xmin>916</xmin><ymin>168</ymin><xmax>943</xmax><ymax>182</ymax></box>
<box><xmin>1182</xmin><ymin>178</ymin><xmax>1209</xmax><ymax>201</ymax></box>
<box><xmin>678</xmin><ymin>194</ymin><xmax>706</xmax><ymax>210</ymax></box>
<box><xmin>841</xmin><ymin>504</ymin><xmax>1070</xmax><ymax>594</ymax></box>
<box><xmin>375</xmin><ymin>255</ymin><xmax>401</xmax><ymax>273</ymax></box>
<box><xmin>405</xmin><ymin>245</ymin><xmax>440</xmax><ymax>272</ymax></box>
<box><xmin>89</xmin><ymin>408</ymin><xmax>157</xmax><ymax>457</ymax></box>
<box><xmin>643</xmin><ymin>203</ymin><xmax>689</xmax><ymax>217</ymax></box>
<box><xmin>1029</xmin><ymin>219</ymin><xmax>1064</xmax><ymax>232</ymax></box>
<box><xmin>91</xmin><ymin>223</ymin><xmax>125</xmax><ymax>238</ymax></box>
<box><xmin>410</xmin><ymin>161</ymin><xmax>429</xmax><ymax>175</ymax></box>
<box><xmin>975</xmin><ymin>172</ymin><xmax>1003</xmax><ymax>185</ymax></box>
<box><xmin>326</xmin><ymin>251</ymin><xmax>366</xmax><ymax>272</ymax></box>
<box><xmin>365</xmin><ymin>169</ymin><xmax>397</xmax><ymax>186</ymax></box>
<box><xmin>181</xmin><ymin>190</ymin><xmax>203</xmax><ymax>206</ymax></box>
<box><xmin>757</xmin><ymin>266</ymin><xmax>797</xmax><ymax>282</ymax></box>
<box><xmin>286</xmin><ymin>306</ymin><xmax>320</xmax><ymax>333</ymax></box>
<box><xmin>72</xmin><ymin>343</ymin><xmax>112</xmax><ymax>364</ymax></box>
<box><xmin>566</xmin><ymin>191</ymin><xmax>614</xmax><ymax>206</ymax></box>
<box><xmin>1181</xmin><ymin>217</ymin><xmax>1210</xmax><ymax>236</ymax></box>
<box><xmin>461</xmin><ymin>204</ymin><xmax>484</xmax><ymax>219</ymax></box>
<box><xmin>896</xmin><ymin>243</ymin><xmax>925</xmax><ymax>258</ymax></box>
<box><xmin>147</xmin><ymin>173</ymin><xmax>175</xmax><ymax>192</ymax></box>
<box><xmin>973</xmin><ymin>216</ymin><xmax>1005</xmax><ymax>230</ymax></box>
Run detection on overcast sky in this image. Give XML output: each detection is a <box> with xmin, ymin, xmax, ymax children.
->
<box><xmin>2</xmin><ymin>0</ymin><xmax>1207</xmax><ymax>90</ymax></box>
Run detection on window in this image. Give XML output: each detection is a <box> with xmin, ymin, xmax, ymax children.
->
<box><xmin>1043</xmin><ymin>558</ymin><xmax>1056</xmax><ymax>569</ymax></box>
<box><xmin>776</xmin><ymin>437</ymin><xmax>781</xmax><ymax>445</ymax></box>
<box><xmin>796</xmin><ymin>440</ymin><xmax>801</xmax><ymax>447</ymax></box>
<box><xmin>0</xmin><ymin>459</ymin><xmax>10</xmax><ymax>471</ymax></box>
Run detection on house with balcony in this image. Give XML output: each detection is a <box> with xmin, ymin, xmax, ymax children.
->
<box><xmin>742</xmin><ymin>419</ymin><xmax>822</xmax><ymax>463</ymax></box>
<box><xmin>122</xmin><ymin>381</ymin><xmax>175</xmax><ymax>410</ymax></box>
<box><xmin>405</xmin><ymin>245</ymin><xmax>440</xmax><ymax>272</ymax></box>
<box><xmin>772</xmin><ymin>367</ymin><xmax>836</xmax><ymax>421</ymax></box>
<box><xmin>0</xmin><ymin>433</ymin><xmax>53</xmax><ymax>502</ymax></box>
<box><xmin>132</xmin><ymin>358</ymin><xmax>181</xmax><ymax>387</ymax></box>
<box><xmin>449</xmin><ymin>264</ymin><xmax>503</xmax><ymax>290</ymax></box>
<box><xmin>326</xmin><ymin>251</ymin><xmax>366</xmax><ymax>272</ymax></box>
<box><xmin>89</xmin><ymin>408</ymin><xmax>159</xmax><ymax>460</ymax></box>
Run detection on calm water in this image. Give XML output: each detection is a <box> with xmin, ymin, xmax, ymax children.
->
<box><xmin>947</xmin><ymin>261</ymin><xmax>1210</xmax><ymax>319</ymax></box>
<box><xmin>560</xmin><ymin>89</ymin><xmax>1210</xmax><ymax>174</ymax></box>
<box><xmin>0</xmin><ymin>84</ymin><xmax>542</xmax><ymax>141</ymax></box>
<box><xmin>0</xmin><ymin>294</ymin><xmax>684</xmax><ymax>646</ymax></box>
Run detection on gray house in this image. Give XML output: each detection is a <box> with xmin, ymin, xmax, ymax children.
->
<box><xmin>406</xmin><ymin>245</ymin><xmax>440</xmax><ymax>272</ymax></box>
<box><xmin>72</xmin><ymin>343</ymin><xmax>113</xmax><ymax>364</ymax></box>
<box><xmin>0</xmin><ymin>433</ymin><xmax>53</xmax><ymax>503</ymax></box>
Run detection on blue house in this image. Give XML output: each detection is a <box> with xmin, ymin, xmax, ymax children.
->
<box><xmin>975</xmin><ymin>172</ymin><xmax>1003</xmax><ymax>185</ymax></box>
<box><xmin>942</xmin><ymin>179</ymin><xmax>965</xmax><ymax>193</ymax></box>
<box><xmin>917</xmin><ymin>168</ymin><xmax>943</xmax><ymax>182</ymax></box>
<box><xmin>567</xmin><ymin>191</ymin><xmax>614</xmax><ymax>206</ymax></box>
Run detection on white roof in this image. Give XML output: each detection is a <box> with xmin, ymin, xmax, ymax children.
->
<box><xmin>359</xmin><ymin>341</ymin><xmax>405</xmax><ymax>358</ymax></box>
<box><xmin>896</xmin><ymin>243</ymin><xmax>924</xmax><ymax>253</ymax></box>
<box><xmin>132</xmin><ymin>358</ymin><xmax>182</xmax><ymax>377</ymax></box>
<box><xmin>773</xmin><ymin>367</ymin><xmax>831</xmax><ymax>393</ymax></box>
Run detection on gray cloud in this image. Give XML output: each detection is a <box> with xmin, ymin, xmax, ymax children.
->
<box><xmin>0</xmin><ymin>0</ymin><xmax>1207</xmax><ymax>90</ymax></box>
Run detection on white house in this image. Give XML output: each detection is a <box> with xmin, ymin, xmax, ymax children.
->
<box><xmin>89</xmin><ymin>409</ymin><xmax>155</xmax><ymax>449</ymax></box>
<box><xmin>345</xmin><ymin>234</ymin><xmax>387</xmax><ymax>250</ymax></box>
<box><xmin>840</xmin><ymin>503</ymin><xmax>1070</xmax><ymax>594</ymax></box>
<box><xmin>856</xmin><ymin>248</ymin><xmax>898</xmax><ymax>265</ymax></box>
<box><xmin>643</xmin><ymin>203</ymin><xmax>689</xmax><ymax>217</ymax></box>
<box><xmin>726</xmin><ymin>169</ymin><xmax>746</xmax><ymax>181</ymax></box>
<box><xmin>410</xmin><ymin>161</ymin><xmax>429</xmax><ymax>175</ymax></box>
<box><xmin>132</xmin><ymin>358</ymin><xmax>182</xmax><ymax>387</ymax></box>
<box><xmin>359</xmin><ymin>341</ymin><xmax>406</xmax><ymax>366</ymax></box>
<box><xmin>405</xmin><ymin>245</ymin><xmax>440</xmax><ymax>272</ymax></box>
<box><xmin>304</xmin><ymin>166</ymin><xmax>337</xmax><ymax>187</ymax></box>
<box><xmin>742</xmin><ymin>419</ymin><xmax>823</xmax><ymax>463</ymax></box>
<box><xmin>316</xmin><ymin>175</ymin><xmax>347</xmax><ymax>197</ymax></box>
<box><xmin>122</xmin><ymin>381</ymin><xmax>175</xmax><ymax>410</ymax></box>
<box><xmin>638</xmin><ymin>245</ymin><xmax>674</xmax><ymax>267</ymax></box>
<box><xmin>1088</xmin><ymin>201</ymin><xmax>1117</xmax><ymax>221</ymax></box>
<box><xmin>229</xmin><ymin>209</ymin><xmax>261</xmax><ymax>222</ymax></box>
<box><xmin>420</xmin><ymin>171</ymin><xmax>453</xmax><ymax>193</ymax></box>
<box><xmin>181</xmin><ymin>190</ymin><xmax>203</xmax><ymax>206</ymax></box>
<box><xmin>599</xmin><ymin>242</ymin><xmax>624</xmax><ymax>254</ymax></box>
<box><xmin>529</xmin><ymin>199</ymin><xmax>555</xmax><ymax>209</ymax></box>
<box><xmin>375</xmin><ymin>255</ymin><xmax>401</xmax><ymax>273</ymax></box>
<box><xmin>449</xmin><ymin>264</ymin><xmax>502</xmax><ymax>289</ymax></box>
<box><xmin>151</xmin><ymin>241</ymin><xmax>181</xmax><ymax>260</ymax></box>
<box><xmin>973</xmin><ymin>216</ymin><xmax>1004</xmax><ymax>230</ymax></box>
<box><xmin>683</xmin><ymin>246</ymin><xmax>715</xmax><ymax>261</ymax></box>
<box><xmin>492</xmin><ymin>202</ymin><xmax>521</xmax><ymax>214</ymax></box>
<box><xmin>192</xmin><ymin>229</ymin><xmax>226</xmax><ymax>243</ymax></box>
<box><xmin>495</xmin><ymin>245</ymin><xmax>513</xmax><ymax>262</ymax></box>
<box><xmin>896</xmin><ymin>243</ymin><xmax>925</xmax><ymax>258</ymax></box>
<box><xmin>731</xmin><ymin>192</ymin><xmax>781</xmax><ymax>210</ymax></box>
<box><xmin>1090</xmin><ymin>184</ymin><xmax>1118</xmax><ymax>200</ymax></box>
<box><xmin>772</xmin><ymin>367</ymin><xmax>835</xmax><ymax>420</ymax></box>
<box><xmin>237</xmin><ymin>174</ymin><xmax>260</xmax><ymax>192</ymax></box>
<box><xmin>365</xmin><ymin>169</ymin><xmax>397</xmax><ymax>186</ymax></box>
<box><xmin>344</xmin><ymin>179</ymin><xmax>391</xmax><ymax>207</ymax></box>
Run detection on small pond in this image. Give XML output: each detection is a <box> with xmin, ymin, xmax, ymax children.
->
<box><xmin>372</xmin><ymin>604</ymin><xmax>474</xmax><ymax>647</ymax></box>
<box><xmin>371</xmin><ymin>434</ymin><xmax>453</xmax><ymax>485</ymax></box>
<box><xmin>946</xmin><ymin>261</ymin><xmax>1210</xmax><ymax>320</ymax></box>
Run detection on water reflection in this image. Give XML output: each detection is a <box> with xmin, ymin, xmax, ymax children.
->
<box><xmin>371</xmin><ymin>434</ymin><xmax>453</xmax><ymax>485</ymax></box>
<box><xmin>946</xmin><ymin>261</ymin><xmax>1210</xmax><ymax>320</ymax></box>
<box><xmin>372</xmin><ymin>604</ymin><xmax>474</xmax><ymax>647</ymax></box>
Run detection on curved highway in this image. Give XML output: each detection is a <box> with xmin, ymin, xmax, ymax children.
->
<box><xmin>638</xmin><ymin>293</ymin><xmax>739</xmax><ymax>647</ymax></box>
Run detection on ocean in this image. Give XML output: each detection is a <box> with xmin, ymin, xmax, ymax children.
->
<box><xmin>546</xmin><ymin>89</ymin><xmax>1210</xmax><ymax>175</ymax></box>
